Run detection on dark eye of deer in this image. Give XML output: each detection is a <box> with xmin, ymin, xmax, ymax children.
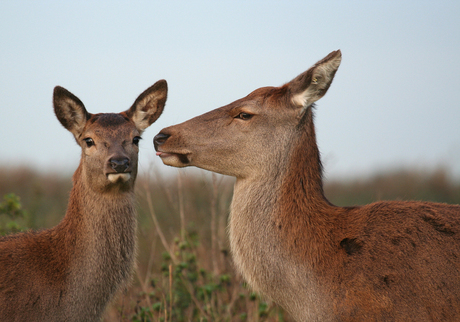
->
<box><xmin>237</xmin><ymin>112</ymin><xmax>253</xmax><ymax>120</ymax></box>
<box><xmin>83</xmin><ymin>138</ymin><xmax>94</xmax><ymax>148</ymax></box>
<box><xmin>133</xmin><ymin>136</ymin><xmax>141</xmax><ymax>146</ymax></box>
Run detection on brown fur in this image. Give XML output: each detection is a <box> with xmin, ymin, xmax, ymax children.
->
<box><xmin>154</xmin><ymin>51</ymin><xmax>460</xmax><ymax>321</ymax></box>
<box><xmin>0</xmin><ymin>80</ymin><xmax>167</xmax><ymax>322</ymax></box>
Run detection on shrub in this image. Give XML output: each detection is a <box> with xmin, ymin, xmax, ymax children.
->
<box><xmin>0</xmin><ymin>193</ymin><xmax>30</xmax><ymax>235</ymax></box>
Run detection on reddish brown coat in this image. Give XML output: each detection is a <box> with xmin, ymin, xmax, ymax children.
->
<box><xmin>0</xmin><ymin>80</ymin><xmax>167</xmax><ymax>322</ymax></box>
<box><xmin>154</xmin><ymin>51</ymin><xmax>460</xmax><ymax>321</ymax></box>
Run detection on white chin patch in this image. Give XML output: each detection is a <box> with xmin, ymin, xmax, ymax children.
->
<box><xmin>107</xmin><ymin>173</ymin><xmax>131</xmax><ymax>183</ymax></box>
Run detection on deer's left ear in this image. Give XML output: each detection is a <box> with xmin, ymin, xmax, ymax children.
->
<box><xmin>290</xmin><ymin>50</ymin><xmax>341</xmax><ymax>109</ymax></box>
<box><xmin>126</xmin><ymin>79</ymin><xmax>168</xmax><ymax>133</ymax></box>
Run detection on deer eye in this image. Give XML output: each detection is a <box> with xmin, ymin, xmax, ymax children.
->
<box><xmin>83</xmin><ymin>138</ymin><xmax>94</xmax><ymax>147</ymax></box>
<box><xmin>236</xmin><ymin>112</ymin><xmax>253</xmax><ymax>120</ymax></box>
<box><xmin>133</xmin><ymin>136</ymin><xmax>142</xmax><ymax>146</ymax></box>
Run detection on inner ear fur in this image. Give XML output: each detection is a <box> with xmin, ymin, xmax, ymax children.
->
<box><xmin>290</xmin><ymin>50</ymin><xmax>342</xmax><ymax>108</ymax></box>
<box><xmin>126</xmin><ymin>79</ymin><xmax>168</xmax><ymax>133</ymax></box>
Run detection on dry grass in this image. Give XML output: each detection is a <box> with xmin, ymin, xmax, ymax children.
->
<box><xmin>1</xmin><ymin>164</ymin><xmax>459</xmax><ymax>321</ymax></box>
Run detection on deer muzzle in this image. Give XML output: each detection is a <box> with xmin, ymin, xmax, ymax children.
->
<box><xmin>107</xmin><ymin>157</ymin><xmax>131</xmax><ymax>183</ymax></box>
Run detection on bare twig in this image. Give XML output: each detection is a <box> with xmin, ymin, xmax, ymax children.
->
<box><xmin>178</xmin><ymin>275</ymin><xmax>211</xmax><ymax>320</ymax></box>
<box><xmin>177</xmin><ymin>171</ymin><xmax>186</xmax><ymax>241</ymax></box>
<box><xmin>134</xmin><ymin>266</ymin><xmax>151</xmax><ymax>307</ymax></box>
<box><xmin>144</xmin><ymin>186</ymin><xmax>177</xmax><ymax>264</ymax></box>
<box><xmin>210</xmin><ymin>172</ymin><xmax>219</xmax><ymax>276</ymax></box>
<box><xmin>144</xmin><ymin>236</ymin><xmax>158</xmax><ymax>287</ymax></box>
<box><xmin>169</xmin><ymin>264</ymin><xmax>173</xmax><ymax>322</ymax></box>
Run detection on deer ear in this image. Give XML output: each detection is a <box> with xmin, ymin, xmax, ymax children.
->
<box><xmin>53</xmin><ymin>86</ymin><xmax>91</xmax><ymax>138</ymax></box>
<box><xmin>126</xmin><ymin>79</ymin><xmax>167</xmax><ymax>134</ymax></box>
<box><xmin>290</xmin><ymin>50</ymin><xmax>342</xmax><ymax>108</ymax></box>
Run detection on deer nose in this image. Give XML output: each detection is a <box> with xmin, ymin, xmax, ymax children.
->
<box><xmin>153</xmin><ymin>133</ymin><xmax>170</xmax><ymax>150</ymax></box>
<box><xmin>110</xmin><ymin>158</ymin><xmax>130</xmax><ymax>173</ymax></box>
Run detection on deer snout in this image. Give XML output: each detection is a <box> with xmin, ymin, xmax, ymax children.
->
<box><xmin>153</xmin><ymin>131</ymin><xmax>192</xmax><ymax>167</ymax></box>
<box><xmin>153</xmin><ymin>132</ymin><xmax>170</xmax><ymax>151</ymax></box>
<box><xmin>110</xmin><ymin>157</ymin><xmax>130</xmax><ymax>173</ymax></box>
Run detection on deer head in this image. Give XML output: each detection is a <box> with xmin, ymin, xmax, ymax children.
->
<box><xmin>154</xmin><ymin>51</ymin><xmax>341</xmax><ymax>179</ymax></box>
<box><xmin>54</xmin><ymin>80</ymin><xmax>167</xmax><ymax>193</ymax></box>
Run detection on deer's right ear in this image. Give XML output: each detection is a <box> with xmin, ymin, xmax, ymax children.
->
<box><xmin>290</xmin><ymin>50</ymin><xmax>342</xmax><ymax>109</ymax></box>
<box><xmin>53</xmin><ymin>86</ymin><xmax>90</xmax><ymax>138</ymax></box>
<box><xmin>126</xmin><ymin>79</ymin><xmax>167</xmax><ymax>134</ymax></box>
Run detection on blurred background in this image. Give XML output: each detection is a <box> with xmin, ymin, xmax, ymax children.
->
<box><xmin>1</xmin><ymin>0</ymin><xmax>459</xmax><ymax>179</ymax></box>
<box><xmin>1</xmin><ymin>1</ymin><xmax>459</xmax><ymax>321</ymax></box>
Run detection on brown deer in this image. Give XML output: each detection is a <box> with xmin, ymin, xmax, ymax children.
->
<box><xmin>153</xmin><ymin>51</ymin><xmax>460</xmax><ymax>321</ymax></box>
<box><xmin>0</xmin><ymin>80</ymin><xmax>167</xmax><ymax>321</ymax></box>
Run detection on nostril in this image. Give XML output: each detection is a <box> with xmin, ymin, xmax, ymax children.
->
<box><xmin>154</xmin><ymin>133</ymin><xmax>170</xmax><ymax>150</ymax></box>
<box><xmin>110</xmin><ymin>158</ymin><xmax>130</xmax><ymax>173</ymax></box>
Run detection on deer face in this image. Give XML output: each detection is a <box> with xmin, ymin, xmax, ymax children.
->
<box><xmin>53</xmin><ymin>80</ymin><xmax>167</xmax><ymax>192</ymax></box>
<box><xmin>154</xmin><ymin>86</ymin><xmax>301</xmax><ymax>179</ymax></box>
<box><xmin>77</xmin><ymin>113</ymin><xmax>141</xmax><ymax>192</ymax></box>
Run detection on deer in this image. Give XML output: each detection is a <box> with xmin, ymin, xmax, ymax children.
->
<box><xmin>0</xmin><ymin>80</ymin><xmax>167</xmax><ymax>321</ymax></box>
<box><xmin>153</xmin><ymin>50</ymin><xmax>460</xmax><ymax>321</ymax></box>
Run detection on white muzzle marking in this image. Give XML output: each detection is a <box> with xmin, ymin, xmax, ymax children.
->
<box><xmin>107</xmin><ymin>173</ymin><xmax>131</xmax><ymax>183</ymax></box>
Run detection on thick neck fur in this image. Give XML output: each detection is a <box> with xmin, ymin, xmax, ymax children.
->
<box><xmin>0</xmin><ymin>163</ymin><xmax>137</xmax><ymax>322</ymax></box>
<box><xmin>276</xmin><ymin>107</ymin><xmax>337</xmax><ymax>265</ymax></box>
<box><xmin>229</xmin><ymin>106</ymin><xmax>336</xmax><ymax>320</ymax></box>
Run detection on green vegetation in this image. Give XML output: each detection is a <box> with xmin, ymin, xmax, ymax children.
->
<box><xmin>0</xmin><ymin>193</ymin><xmax>29</xmax><ymax>235</ymax></box>
<box><xmin>0</xmin><ymin>165</ymin><xmax>459</xmax><ymax>321</ymax></box>
<box><xmin>128</xmin><ymin>233</ymin><xmax>285</xmax><ymax>322</ymax></box>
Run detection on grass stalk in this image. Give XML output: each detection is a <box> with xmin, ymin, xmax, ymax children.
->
<box><xmin>144</xmin><ymin>185</ymin><xmax>177</xmax><ymax>264</ymax></box>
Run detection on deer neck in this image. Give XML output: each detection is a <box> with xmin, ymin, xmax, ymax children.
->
<box><xmin>58</xmin><ymin>164</ymin><xmax>137</xmax><ymax>315</ymax></box>
<box><xmin>229</xmin><ymin>107</ymin><xmax>335</xmax><ymax>309</ymax></box>
<box><xmin>62</xmin><ymin>164</ymin><xmax>137</xmax><ymax>245</ymax></box>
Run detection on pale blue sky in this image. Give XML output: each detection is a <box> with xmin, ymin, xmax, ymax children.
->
<box><xmin>1</xmin><ymin>1</ymin><xmax>459</xmax><ymax>180</ymax></box>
